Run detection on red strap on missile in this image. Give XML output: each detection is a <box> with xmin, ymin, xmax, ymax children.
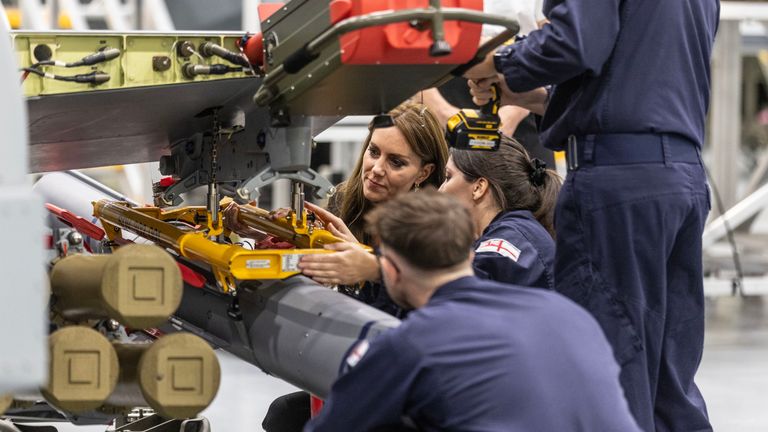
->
<box><xmin>177</xmin><ymin>262</ymin><xmax>207</xmax><ymax>289</ymax></box>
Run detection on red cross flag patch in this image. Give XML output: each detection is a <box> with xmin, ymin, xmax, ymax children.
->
<box><xmin>345</xmin><ymin>340</ymin><xmax>370</xmax><ymax>369</ymax></box>
<box><xmin>476</xmin><ymin>238</ymin><xmax>521</xmax><ymax>262</ymax></box>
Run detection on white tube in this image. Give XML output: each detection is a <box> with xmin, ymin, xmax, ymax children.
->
<box><xmin>34</xmin><ymin>171</ymin><xmax>135</xmax><ymax>223</ymax></box>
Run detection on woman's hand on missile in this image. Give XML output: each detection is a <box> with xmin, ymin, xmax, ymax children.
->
<box><xmin>304</xmin><ymin>202</ymin><xmax>358</xmax><ymax>243</ymax></box>
<box><xmin>298</xmin><ymin>242</ymin><xmax>379</xmax><ymax>285</ymax></box>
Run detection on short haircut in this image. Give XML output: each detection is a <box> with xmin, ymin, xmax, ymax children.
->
<box><xmin>365</xmin><ymin>188</ymin><xmax>475</xmax><ymax>270</ymax></box>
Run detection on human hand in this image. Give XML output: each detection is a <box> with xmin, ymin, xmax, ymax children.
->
<box><xmin>468</xmin><ymin>76</ymin><xmax>503</xmax><ymax>106</ymax></box>
<box><xmin>463</xmin><ymin>50</ymin><xmax>498</xmax><ymax>82</ymax></box>
<box><xmin>223</xmin><ymin>202</ymin><xmax>269</xmax><ymax>241</ymax></box>
<box><xmin>269</xmin><ymin>207</ymin><xmax>291</xmax><ymax>220</ymax></box>
<box><xmin>298</xmin><ymin>242</ymin><xmax>379</xmax><ymax>285</ymax></box>
<box><xmin>469</xmin><ymin>78</ymin><xmax>548</xmax><ymax>116</ymax></box>
<box><xmin>304</xmin><ymin>202</ymin><xmax>358</xmax><ymax>243</ymax></box>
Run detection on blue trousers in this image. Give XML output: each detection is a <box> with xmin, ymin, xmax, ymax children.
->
<box><xmin>555</xmin><ymin>141</ymin><xmax>712</xmax><ymax>431</ymax></box>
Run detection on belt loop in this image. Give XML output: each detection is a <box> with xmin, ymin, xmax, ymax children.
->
<box><xmin>662</xmin><ymin>134</ymin><xmax>671</xmax><ymax>167</ymax></box>
<box><xmin>567</xmin><ymin>135</ymin><xmax>579</xmax><ymax>171</ymax></box>
<box><xmin>583</xmin><ymin>134</ymin><xmax>596</xmax><ymax>163</ymax></box>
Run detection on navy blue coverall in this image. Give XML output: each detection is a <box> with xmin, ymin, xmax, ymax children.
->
<box><xmin>305</xmin><ymin>276</ymin><xmax>640</xmax><ymax>432</ymax></box>
<box><xmin>473</xmin><ymin>210</ymin><xmax>555</xmax><ymax>289</ymax></box>
<box><xmin>493</xmin><ymin>1</ymin><xmax>719</xmax><ymax>430</ymax></box>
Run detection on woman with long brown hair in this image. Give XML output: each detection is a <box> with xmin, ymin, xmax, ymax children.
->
<box><xmin>440</xmin><ymin>136</ymin><xmax>561</xmax><ymax>289</ymax></box>
<box><xmin>298</xmin><ymin>101</ymin><xmax>449</xmax><ymax>316</ymax></box>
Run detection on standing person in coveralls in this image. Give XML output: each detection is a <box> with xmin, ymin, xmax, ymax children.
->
<box><xmin>305</xmin><ymin>190</ymin><xmax>640</xmax><ymax>432</ymax></box>
<box><xmin>464</xmin><ymin>0</ymin><xmax>719</xmax><ymax>431</ymax></box>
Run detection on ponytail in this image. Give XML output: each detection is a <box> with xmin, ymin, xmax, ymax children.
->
<box><xmin>451</xmin><ymin>137</ymin><xmax>562</xmax><ymax>238</ymax></box>
<box><xmin>530</xmin><ymin>165</ymin><xmax>561</xmax><ymax>237</ymax></box>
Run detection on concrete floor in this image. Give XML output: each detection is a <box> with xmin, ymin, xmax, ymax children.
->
<box><xmin>697</xmin><ymin>296</ymin><xmax>768</xmax><ymax>432</ymax></box>
<box><xmin>43</xmin><ymin>295</ymin><xmax>768</xmax><ymax>431</ymax></box>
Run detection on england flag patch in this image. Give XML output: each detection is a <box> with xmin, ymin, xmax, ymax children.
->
<box><xmin>345</xmin><ymin>340</ymin><xmax>370</xmax><ymax>369</ymax></box>
<box><xmin>475</xmin><ymin>238</ymin><xmax>521</xmax><ymax>262</ymax></box>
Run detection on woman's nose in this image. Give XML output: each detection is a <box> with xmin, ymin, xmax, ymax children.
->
<box><xmin>371</xmin><ymin>158</ymin><xmax>386</xmax><ymax>176</ymax></box>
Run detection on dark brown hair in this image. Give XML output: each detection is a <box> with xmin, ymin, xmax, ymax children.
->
<box><xmin>450</xmin><ymin>136</ymin><xmax>562</xmax><ymax>237</ymax></box>
<box><xmin>332</xmin><ymin>102</ymin><xmax>449</xmax><ymax>242</ymax></box>
<box><xmin>366</xmin><ymin>188</ymin><xmax>475</xmax><ymax>270</ymax></box>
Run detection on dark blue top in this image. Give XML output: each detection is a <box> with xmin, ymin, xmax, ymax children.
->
<box><xmin>473</xmin><ymin>210</ymin><xmax>554</xmax><ymax>289</ymax></box>
<box><xmin>305</xmin><ymin>276</ymin><xmax>640</xmax><ymax>432</ymax></box>
<box><xmin>494</xmin><ymin>0</ymin><xmax>720</xmax><ymax>150</ymax></box>
<box><xmin>348</xmin><ymin>279</ymin><xmax>406</xmax><ymax>319</ymax></box>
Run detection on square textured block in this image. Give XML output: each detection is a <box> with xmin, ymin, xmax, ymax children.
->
<box><xmin>130</xmin><ymin>267</ymin><xmax>163</xmax><ymax>302</ymax></box>
<box><xmin>169</xmin><ymin>357</ymin><xmax>203</xmax><ymax>394</ymax></box>
<box><xmin>64</xmin><ymin>350</ymin><xmax>100</xmax><ymax>388</ymax></box>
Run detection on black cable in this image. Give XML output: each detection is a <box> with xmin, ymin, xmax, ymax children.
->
<box><xmin>29</xmin><ymin>47</ymin><xmax>121</xmax><ymax>70</ymax></box>
<box><xmin>182</xmin><ymin>63</ymin><xmax>244</xmax><ymax>79</ymax></box>
<box><xmin>702</xmin><ymin>163</ymin><xmax>744</xmax><ymax>296</ymax></box>
<box><xmin>21</xmin><ymin>67</ymin><xmax>110</xmax><ymax>84</ymax></box>
<box><xmin>22</xmin><ymin>67</ymin><xmax>47</xmax><ymax>78</ymax></box>
<box><xmin>199</xmin><ymin>42</ymin><xmax>252</xmax><ymax>69</ymax></box>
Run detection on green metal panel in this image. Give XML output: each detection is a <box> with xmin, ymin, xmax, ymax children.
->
<box><xmin>13</xmin><ymin>32</ymin><xmax>251</xmax><ymax>96</ymax></box>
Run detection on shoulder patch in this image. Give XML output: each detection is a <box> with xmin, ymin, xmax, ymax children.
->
<box><xmin>476</xmin><ymin>238</ymin><xmax>521</xmax><ymax>262</ymax></box>
<box><xmin>345</xmin><ymin>340</ymin><xmax>370</xmax><ymax>369</ymax></box>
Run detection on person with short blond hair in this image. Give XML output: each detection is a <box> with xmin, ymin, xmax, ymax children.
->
<box><xmin>305</xmin><ymin>189</ymin><xmax>641</xmax><ymax>432</ymax></box>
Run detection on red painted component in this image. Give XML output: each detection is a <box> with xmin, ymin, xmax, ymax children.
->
<box><xmin>337</xmin><ymin>0</ymin><xmax>483</xmax><ymax>65</ymax></box>
<box><xmin>257</xmin><ymin>3</ymin><xmax>284</xmax><ymax>22</ymax></box>
<box><xmin>240</xmin><ymin>32</ymin><xmax>265</xmax><ymax>67</ymax></box>
<box><xmin>329</xmin><ymin>0</ymin><xmax>353</xmax><ymax>24</ymax></box>
<box><xmin>158</xmin><ymin>176</ymin><xmax>176</xmax><ymax>188</ymax></box>
<box><xmin>177</xmin><ymin>262</ymin><xmax>207</xmax><ymax>289</ymax></box>
<box><xmin>45</xmin><ymin>203</ymin><xmax>106</xmax><ymax>240</ymax></box>
<box><xmin>310</xmin><ymin>395</ymin><xmax>324</xmax><ymax>417</ymax></box>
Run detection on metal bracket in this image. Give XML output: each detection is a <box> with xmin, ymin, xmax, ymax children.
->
<box><xmin>236</xmin><ymin>166</ymin><xmax>336</xmax><ymax>203</ymax></box>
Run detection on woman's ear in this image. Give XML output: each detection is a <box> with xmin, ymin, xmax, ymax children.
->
<box><xmin>415</xmin><ymin>163</ymin><xmax>435</xmax><ymax>185</ymax></box>
<box><xmin>472</xmin><ymin>178</ymin><xmax>489</xmax><ymax>201</ymax></box>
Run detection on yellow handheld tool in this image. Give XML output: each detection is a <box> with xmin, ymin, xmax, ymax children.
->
<box><xmin>445</xmin><ymin>83</ymin><xmax>502</xmax><ymax>151</ymax></box>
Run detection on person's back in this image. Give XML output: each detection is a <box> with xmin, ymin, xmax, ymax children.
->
<box><xmin>400</xmin><ymin>276</ymin><xmax>637</xmax><ymax>431</ymax></box>
<box><xmin>470</xmin><ymin>1</ymin><xmax>720</xmax><ymax>431</ymax></box>
<box><xmin>498</xmin><ymin>0</ymin><xmax>720</xmax><ymax>149</ymax></box>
